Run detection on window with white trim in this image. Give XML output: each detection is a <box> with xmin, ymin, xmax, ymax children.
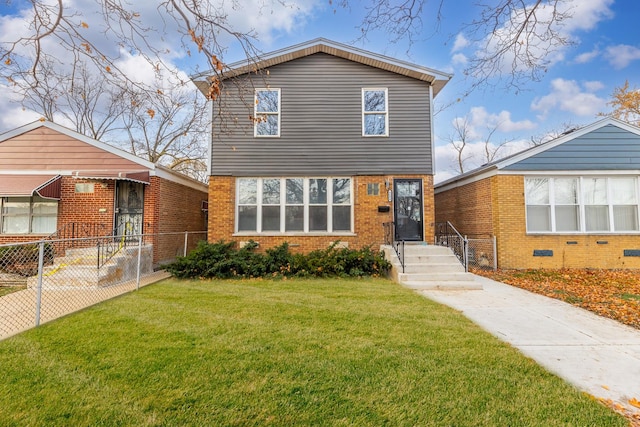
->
<box><xmin>1</xmin><ymin>196</ymin><xmax>58</xmax><ymax>234</ymax></box>
<box><xmin>254</xmin><ymin>88</ymin><xmax>280</xmax><ymax>137</ymax></box>
<box><xmin>525</xmin><ymin>176</ymin><xmax>640</xmax><ymax>233</ymax></box>
<box><xmin>236</xmin><ymin>178</ymin><xmax>352</xmax><ymax>233</ymax></box>
<box><xmin>362</xmin><ymin>88</ymin><xmax>388</xmax><ymax>136</ymax></box>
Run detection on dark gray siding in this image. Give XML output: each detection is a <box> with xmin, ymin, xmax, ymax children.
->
<box><xmin>504</xmin><ymin>124</ymin><xmax>640</xmax><ymax>171</ymax></box>
<box><xmin>211</xmin><ymin>53</ymin><xmax>433</xmax><ymax>176</ymax></box>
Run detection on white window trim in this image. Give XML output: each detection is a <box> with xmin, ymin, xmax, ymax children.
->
<box><xmin>362</xmin><ymin>88</ymin><xmax>389</xmax><ymax>137</ymax></box>
<box><xmin>235</xmin><ymin>177</ymin><xmax>354</xmax><ymax>235</ymax></box>
<box><xmin>524</xmin><ymin>176</ymin><xmax>640</xmax><ymax>234</ymax></box>
<box><xmin>0</xmin><ymin>196</ymin><xmax>58</xmax><ymax>235</ymax></box>
<box><xmin>254</xmin><ymin>88</ymin><xmax>281</xmax><ymax>138</ymax></box>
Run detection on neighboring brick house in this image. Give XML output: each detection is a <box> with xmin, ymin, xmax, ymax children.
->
<box><xmin>435</xmin><ymin>117</ymin><xmax>640</xmax><ymax>269</ymax></box>
<box><xmin>0</xmin><ymin>121</ymin><xmax>208</xmax><ymax>263</ymax></box>
<box><xmin>193</xmin><ymin>38</ymin><xmax>451</xmax><ymax>251</ymax></box>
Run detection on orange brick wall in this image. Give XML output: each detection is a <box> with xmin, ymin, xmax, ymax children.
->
<box><xmin>434</xmin><ymin>177</ymin><xmax>493</xmax><ymax>238</ymax></box>
<box><xmin>437</xmin><ymin>174</ymin><xmax>640</xmax><ymax>269</ymax></box>
<box><xmin>208</xmin><ymin>175</ymin><xmax>434</xmax><ymax>252</ymax></box>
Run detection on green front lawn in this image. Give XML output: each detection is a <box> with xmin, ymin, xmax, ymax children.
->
<box><xmin>0</xmin><ymin>278</ymin><xmax>626</xmax><ymax>426</ymax></box>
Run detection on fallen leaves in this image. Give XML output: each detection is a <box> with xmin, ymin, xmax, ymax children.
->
<box><xmin>475</xmin><ymin>268</ymin><xmax>640</xmax><ymax>330</ymax></box>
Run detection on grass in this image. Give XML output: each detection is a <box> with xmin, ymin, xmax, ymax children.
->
<box><xmin>476</xmin><ymin>268</ymin><xmax>640</xmax><ymax>329</ymax></box>
<box><xmin>0</xmin><ymin>277</ymin><xmax>627</xmax><ymax>426</ymax></box>
<box><xmin>0</xmin><ymin>285</ymin><xmax>25</xmax><ymax>297</ymax></box>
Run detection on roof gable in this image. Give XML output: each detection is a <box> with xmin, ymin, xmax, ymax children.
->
<box><xmin>0</xmin><ymin>121</ymin><xmax>154</xmax><ymax>170</ymax></box>
<box><xmin>435</xmin><ymin>118</ymin><xmax>640</xmax><ymax>192</ymax></box>
<box><xmin>502</xmin><ymin>123</ymin><xmax>640</xmax><ymax>171</ymax></box>
<box><xmin>193</xmin><ymin>38</ymin><xmax>452</xmax><ymax>97</ymax></box>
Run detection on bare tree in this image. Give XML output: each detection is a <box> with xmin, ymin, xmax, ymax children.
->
<box><xmin>445</xmin><ymin>117</ymin><xmax>472</xmax><ymax>174</ymax></box>
<box><xmin>529</xmin><ymin>121</ymin><xmax>580</xmax><ymax>146</ymax></box>
<box><xmin>339</xmin><ymin>0</ymin><xmax>573</xmax><ymax>90</ymax></box>
<box><xmin>121</xmin><ymin>85</ymin><xmax>209</xmax><ymax>182</ymax></box>
<box><xmin>20</xmin><ymin>58</ymin><xmax>127</xmax><ymax>141</ymax></box>
<box><xmin>3</xmin><ymin>0</ymin><xmax>578</xmax><ymax>98</ymax></box>
<box><xmin>481</xmin><ymin>125</ymin><xmax>513</xmax><ymax>164</ymax></box>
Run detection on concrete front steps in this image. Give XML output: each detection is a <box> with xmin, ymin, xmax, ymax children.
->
<box><xmin>382</xmin><ymin>243</ymin><xmax>482</xmax><ymax>290</ymax></box>
<box><xmin>27</xmin><ymin>245</ymin><xmax>153</xmax><ymax>289</ymax></box>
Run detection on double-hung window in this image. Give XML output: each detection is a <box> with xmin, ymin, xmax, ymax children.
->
<box><xmin>1</xmin><ymin>196</ymin><xmax>58</xmax><ymax>234</ymax></box>
<box><xmin>236</xmin><ymin>177</ymin><xmax>352</xmax><ymax>233</ymax></box>
<box><xmin>362</xmin><ymin>88</ymin><xmax>388</xmax><ymax>136</ymax></box>
<box><xmin>254</xmin><ymin>88</ymin><xmax>280</xmax><ymax>137</ymax></box>
<box><xmin>525</xmin><ymin>176</ymin><xmax>640</xmax><ymax>233</ymax></box>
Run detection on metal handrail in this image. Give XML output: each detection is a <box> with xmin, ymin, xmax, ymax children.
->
<box><xmin>382</xmin><ymin>221</ymin><xmax>405</xmax><ymax>273</ymax></box>
<box><xmin>434</xmin><ymin>221</ymin><xmax>468</xmax><ymax>272</ymax></box>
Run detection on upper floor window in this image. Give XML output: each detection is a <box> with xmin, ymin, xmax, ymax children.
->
<box><xmin>362</xmin><ymin>88</ymin><xmax>388</xmax><ymax>136</ymax></box>
<box><xmin>525</xmin><ymin>176</ymin><xmax>640</xmax><ymax>233</ymax></box>
<box><xmin>254</xmin><ymin>88</ymin><xmax>280</xmax><ymax>137</ymax></box>
<box><xmin>1</xmin><ymin>196</ymin><xmax>58</xmax><ymax>234</ymax></box>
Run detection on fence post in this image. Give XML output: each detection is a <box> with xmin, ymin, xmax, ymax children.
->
<box><xmin>463</xmin><ymin>236</ymin><xmax>469</xmax><ymax>273</ymax></box>
<box><xmin>35</xmin><ymin>241</ymin><xmax>45</xmax><ymax>327</ymax></box>
<box><xmin>136</xmin><ymin>234</ymin><xmax>142</xmax><ymax>291</ymax></box>
<box><xmin>492</xmin><ymin>235</ymin><xmax>498</xmax><ymax>271</ymax></box>
<box><xmin>183</xmin><ymin>231</ymin><xmax>189</xmax><ymax>257</ymax></box>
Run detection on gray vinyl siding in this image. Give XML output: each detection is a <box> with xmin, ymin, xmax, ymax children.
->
<box><xmin>504</xmin><ymin>125</ymin><xmax>640</xmax><ymax>171</ymax></box>
<box><xmin>211</xmin><ymin>53</ymin><xmax>433</xmax><ymax>176</ymax></box>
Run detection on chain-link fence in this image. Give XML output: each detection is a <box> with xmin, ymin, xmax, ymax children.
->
<box><xmin>0</xmin><ymin>231</ymin><xmax>206</xmax><ymax>340</ymax></box>
<box><xmin>467</xmin><ymin>237</ymin><xmax>497</xmax><ymax>271</ymax></box>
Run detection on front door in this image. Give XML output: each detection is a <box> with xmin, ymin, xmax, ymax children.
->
<box><xmin>115</xmin><ymin>181</ymin><xmax>144</xmax><ymax>237</ymax></box>
<box><xmin>394</xmin><ymin>179</ymin><xmax>423</xmax><ymax>241</ymax></box>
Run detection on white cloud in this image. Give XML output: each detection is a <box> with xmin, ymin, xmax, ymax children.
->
<box><xmin>604</xmin><ymin>44</ymin><xmax>640</xmax><ymax>69</ymax></box>
<box><xmin>451</xmin><ymin>53</ymin><xmax>467</xmax><ymax>66</ymax></box>
<box><xmin>467</xmin><ymin>107</ymin><xmax>536</xmax><ymax>135</ymax></box>
<box><xmin>574</xmin><ymin>49</ymin><xmax>600</xmax><ymax>64</ymax></box>
<box><xmin>452</xmin><ymin>33</ymin><xmax>469</xmax><ymax>52</ymax></box>
<box><xmin>583</xmin><ymin>80</ymin><xmax>605</xmax><ymax>92</ymax></box>
<box><xmin>0</xmin><ymin>84</ymin><xmax>42</xmax><ymax>131</ymax></box>
<box><xmin>531</xmin><ymin>78</ymin><xmax>607</xmax><ymax>118</ymax></box>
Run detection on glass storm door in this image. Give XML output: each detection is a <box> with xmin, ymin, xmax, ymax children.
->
<box><xmin>394</xmin><ymin>179</ymin><xmax>423</xmax><ymax>241</ymax></box>
<box><xmin>115</xmin><ymin>181</ymin><xmax>144</xmax><ymax>237</ymax></box>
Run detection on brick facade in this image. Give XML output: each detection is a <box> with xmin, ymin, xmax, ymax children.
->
<box><xmin>208</xmin><ymin>174</ymin><xmax>434</xmax><ymax>252</ymax></box>
<box><xmin>1</xmin><ymin>176</ymin><xmax>208</xmax><ymax>265</ymax></box>
<box><xmin>436</xmin><ymin>174</ymin><xmax>640</xmax><ymax>269</ymax></box>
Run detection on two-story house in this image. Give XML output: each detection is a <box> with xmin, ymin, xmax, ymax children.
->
<box><xmin>193</xmin><ymin>39</ymin><xmax>451</xmax><ymax>251</ymax></box>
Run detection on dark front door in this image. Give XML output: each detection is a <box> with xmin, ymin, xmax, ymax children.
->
<box><xmin>115</xmin><ymin>181</ymin><xmax>144</xmax><ymax>237</ymax></box>
<box><xmin>394</xmin><ymin>179</ymin><xmax>423</xmax><ymax>241</ymax></box>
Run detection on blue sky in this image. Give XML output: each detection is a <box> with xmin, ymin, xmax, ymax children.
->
<box><xmin>1</xmin><ymin>0</ymin><xmax>639</xmax><ymax>182</ymax></box>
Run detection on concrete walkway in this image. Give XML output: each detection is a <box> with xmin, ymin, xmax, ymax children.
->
<box><xmin>419</xmin><ymin>274</ymin><xmax>640</xmax><ymax>418</ymax></box>
<box><xmin>1</xmin><ymin>270</ymin><xmax>171</xmax><ymax>341</ymax></box>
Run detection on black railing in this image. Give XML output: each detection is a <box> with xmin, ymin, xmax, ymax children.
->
<box><xmin>98</xmin><ymin>220</ymin><xmax>143</xmax><ymax>269</ymax></box>
<box><xmin>434</xmin><ymin>221</ymin><xmax>468</xmax><ymax>272</ymax></box>
<box><xmin>383</xmin><ymin>221</ymin><xmax>405</xmax><ymax>273</ymax></box>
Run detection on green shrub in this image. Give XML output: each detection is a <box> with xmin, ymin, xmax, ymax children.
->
<box><xmin>165</xmin><ymin>240</ymin><xmax>390</xmax><ymax>279</ymax></box>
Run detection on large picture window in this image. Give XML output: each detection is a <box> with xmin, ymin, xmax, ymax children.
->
<box><xmin>236</xmin><ymin>177</ymin><xmax>352</xmax><ymax>233</ymax></box>
<box><xmin>254</xmin><ymin>88</ymin><xmax>280</xmax><ymax>137</ymax></box>
<box><xmin>0</xmin><ymin>196</ymin><xmax>58</xmax><ymax>234</ymax></box>
<box><xmin>525</xmin><ymin>176</ymin><xmax>640</xmax><ymax>233</ymax></box>
<box><xmin>362</xmin><ymin>88</ymin><xmax>388</xmax><ymax>136</ymax></box>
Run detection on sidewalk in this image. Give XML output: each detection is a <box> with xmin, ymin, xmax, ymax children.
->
<box><xmin>419</xmin><ymin>274</ymin><xmax>640</xmax><ymax>417</ymax></box>
<box><xmin>0</xmin><ymin>270</ymin><xmax>171</xmax><ymax>341</ymax></box>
